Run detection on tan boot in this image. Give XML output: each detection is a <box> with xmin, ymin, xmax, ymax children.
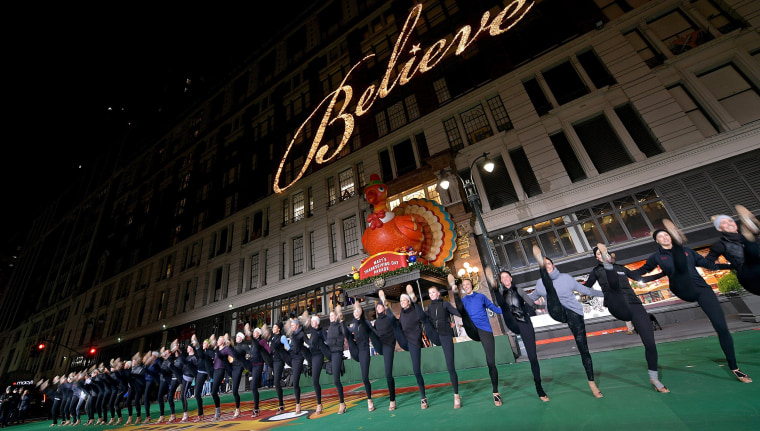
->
<box><xmin>454</xmin><ymin>394</ymin><xmax>461</xmax><ymax>409</ymax></box>
<box><xmin>338</xmin><ymin>403</ymin><xmax>347</xmax><ymax>414</ymax></box>
<box><xmin>124</xmin><ymin>416</ymin><xmax>132</xmax><ymax>425</ymax></box>
<box><xmin>389</xmin><ymin>401</ymin><xmax>396</xmax><ymax>411</ymax></box>
<box><xmin>315</xmin><ymin>404</ymin><xmax>322</xmax><ymax>415</ymax></box>
<box><xmin>294</xmin><ymin>404</ymin><xmax>301</xmax><ymax>414</ymax></box>
<box><xmin>367</xmin><ymin>399</ymin><xmax>374</xmax><ymax>412</ymax></box>
<box><xmin>588</xmin><ymin>381</ymin><xmax>603</xmax><ymax>398</ymax></box>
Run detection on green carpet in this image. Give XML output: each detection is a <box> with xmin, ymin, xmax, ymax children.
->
<box><xmin>13</xmin><ymin>329</ymin><xmax>760</xmax><ymax>431</ymax></box>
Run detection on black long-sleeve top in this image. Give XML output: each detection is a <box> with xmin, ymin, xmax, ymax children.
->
<box><xmin>631</xmin><ymin>245</ymin><xmax>730</xmax><ymax>290</ymax></box>
<box><xmin>268</xmin><ymin>334</ymin><xmax>290</xmax><ymax>364</ymax></box>
<box><xmin>348</xmin><ymin>316</ymin><xmax>373</xmax><ymax>350</ymax></box>
<box><xmin>305</xmin><ymin>325</ymin><xmax>331</xmax><ymax>359</ymax></box>
<box><xmin>289</xmin><ymin>327</ymin><xmax>309</xmax><ymax>360</ymax></box>
<box><xmin>425</xmin><ymin>298</ymin><xmax>461</xmax><ymax>335</ymax></box>
<box><xmin>398</xmin><ymin>304</ymin><xmax>423</xmax><ymax>348</ymax></box>
<box><xmin>373</xmin><ymin>312</ymin><xmax>397</xmax><ymax>346</ymax></box>
<box><xmin>249</xmin><ymin>337</ymin><xmax>271</xmax><ymax>365</ymax></box>
<box><xmin>231</xmin><ymin>343</ymin><xmax>251</xmax><ymax>370</ymax></box>
<box><xmin>706</xmin><ymin>232</ymin><xmax>745</xmax><ymax>269</ymax></box>
<box><xmin>159</xmin><ymin>357</ymin><xmax>174</xmax><ymax>382</ymax></box>
<box><xmin>326</xmin><ymin>321</ymin><xmax>345</xmax><ymax>353</ymax></box>
<box><xmin>584</xmin><ymin>263</ymin><xmax>644</xmax><ymax>305</ymax></box>
<box><xmin>183</xmin><ymin>355</ymin><xmax>198</xmax><ymax>379</ymax></box>
<box><xmin>191</xmin><ymin>344</ymin><xmax>214</xmax><ymax>373</ymax></box>
<box><xmin>115</xmin><ymin>369</ymin><xmax>130</xmax><ymax>392</ymax></box>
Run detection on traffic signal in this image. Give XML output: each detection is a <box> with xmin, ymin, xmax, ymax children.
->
<box><xmin>88</xmin><ymin>347</ymin><xmax>97</xmax><ymax>356</ymax></box>
<box><xmin>37</xmin><ymin>343</ymin><xmax>45</xmax><ymax>351</ymax></box>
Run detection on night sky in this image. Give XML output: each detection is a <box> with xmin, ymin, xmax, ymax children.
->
<box><xmin>2</xmin><ymin>5</ymin><xmax>304</xmax><ymax>250</ymax></box>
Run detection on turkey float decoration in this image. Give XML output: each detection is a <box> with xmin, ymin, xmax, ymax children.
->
<box><xmin>359</xmin><ymin>174</ymin><xmax>457</xmax><ymax>280</ymax></box>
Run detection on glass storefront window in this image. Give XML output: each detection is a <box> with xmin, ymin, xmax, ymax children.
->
<box><xmin>619</xmin><ymin>207</ymin><xmax>650</xmax><ymax>239</ymax></box>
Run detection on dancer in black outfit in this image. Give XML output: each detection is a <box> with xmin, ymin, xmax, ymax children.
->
<box><xmin>632</xmin><ymin>220</ymin><xmax>752</xmax><ymax>383</ymax></box>
<box><xmin>210</xmin><ymin>335</ymin><xmax>233</xmax><ymax>421</ymax></box>
<box><xmin>707</xmin><ymin>206</ymin><xmax>760</xmax><ymax>294</ymax></box>
<box><xmin>268</xmin><ymin>323</ymin><xmax>291</xmax><ymax>413</ymax></box>
<box><xmin>95</xmin><ymin>367</ymin><xmax>111</xmax><ymax>424</ymax></box>
<box><xmin>245</xmin><ymin>325</ymin><xmax>271</xmax><ymax>418</ymax></box>
<box><xmin>488</xmin><ymin>268</ymin><xmax>549</xmax><ymax>402</ymax></box>
<box><xmin>375</xmin><ymin>290</ymin><xmax>409</xmax><ymax>411</ymax></box>
<box><xmin>58</xmin><ymin>375</ymin><xmax>74</xmax><ymax>426</ymax></box>
<box><xmin>190</xmin><ymin>336</ymin><xmax>214</xmax><ymax>421</ymax></box>
<box><xmin>126</xmin><ymin>353</ymin><xmax>146</xmax><ymax>424</ymax></box>
<box><xmin>398</xmin><ymin>285</ymin><xmax>428</xmax><ymax>410</ymax></box>
<box><xmin>47</xmin><ymin>377</ymin><xmax>62</xmax><ymax>427</ymax></box>
<box><xmin>112</xmin><ymin>359</ymin><xmax>130</xmax><ymax>425</ymax></box>
<box><xmin>142</xmin><ymin>352</ymin><xmax>160</xmax><ymax>424</ymax></box>
<box><xmin>287</xmin><ymin>318</ymin><xmax>309</xmax><ymax>414</ymax></box>
<box><xmin>304</xmin><ymin>315</ymin><xmax>330</xmax><ymax>415</ymax></box>
<box><xmin>326</xmin><ymin>306</ymin><xmax>348</xmax><ymax>414</ymax></box>
<box><xmin>585</xmin><ymin>244</ymin><xmax>669</xmax><ymax>392</ymax></box>
<box><xmin>104</xmin><ymin>363</ymin><xmax>121</xmax><ymax>425</ymax></box>
<box><xmin>156</xmin><ymin>348</ymin><xmax>176</xmax><ymax>423</ymax></box>
<box><xmin>418</xmin><ymin>285</ymin><xmax>462</xmax><ymax>408</ymax></box>
<box><xmin>230</xmin><ymin>332</ymin><xmax>251</xmax><ymax>418</ymax></box>
<box><xmin>83</xmin><ymin>368</ymin><xmax>99</xmax><ymax>425</ymax></box>
<box><xmin>345</xmin><ymin>302</ymin><xmax>378</xmax><ymax>412</ymax></box>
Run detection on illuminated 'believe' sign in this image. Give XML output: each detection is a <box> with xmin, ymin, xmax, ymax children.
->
<box><xmin>274</xmin><ymin>0</ymin><xmax>534</xmax><ymax>193</ymax></box>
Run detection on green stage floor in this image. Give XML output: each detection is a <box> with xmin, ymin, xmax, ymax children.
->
<box><xmin>13</xmin><ymin>329</ymin><xmax>760</xmax><ymax>431</ymax></box>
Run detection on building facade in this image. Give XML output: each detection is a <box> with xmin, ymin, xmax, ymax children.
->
<box><xmin>2</xmin><ymin>0</ymin><xmax>759</xmax><ymax>380</ymax></box>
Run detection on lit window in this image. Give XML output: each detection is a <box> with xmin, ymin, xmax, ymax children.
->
<box><xmin>460</xmin><ymin>105</ymin><xmax>493</xmax><ymax>145</ymax></box>
<box><xmin>433</xmin><ymin>78</ymin><xmax>451</xmax><ymax>104</ymax></box>
<box><xmin>443</xmin><ymin>118</ymin><xmax>464</xmax><ymax>150</ymax></box>
<box><xmin>486</xmin><ymin>95</ymin><xmax>513</xmax><ymax>132</ymax></box>
<box><xmin>292</xmin><ymin>191</ymin><xmax>305</xmax><ymax>222</ymax></box>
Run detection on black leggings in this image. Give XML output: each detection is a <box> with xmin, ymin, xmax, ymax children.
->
<box><xmin>381</xmin><ymin>345</ymin><xmax>396</xmax><ymax>402</ymax></box>
<box><xmin>273</xmin><ymin>361</ymin><xmax>285</xmax><ymax>407</ymax></box>
<box><xmin>194</xmin><ymin>373</ymin><xmax>209</xmax><ymax>416</ymax></box>
<box><xmin>292</xmin><ymin>357</ymin><xmax>304</xmax><ymax>403</ymax></box>
<box><xmin>671</xmin><ymin>244</ymin><xmax>738</xmax><ymax>369</ymax></box>
<box><xmin>85</xmin><ymin>394</ymin><xmax>97</xmax><ymax>421</ymax></box>
<box><xmin>131</xmin><ymin>379</ymin><xmax>146</xmax><ymax>417</ymax></box>
<box><xmin>310</xmin><ymin>356</ymin><xmax>324</xmax><ymax>404</ymax></box>
<box><xmin>439</xmin><ymin>334</ymin><xmax>459</xmax><ymax>394</ymax></box>
<box><xmin>477</xmin><ymin>329</ymin><xmax>499</xmax><ymax>393</ymax></box>
<box><xmin>738</xmin><ymin>240</ymin><xmax>760</xmax><ymax>295</ymax></box>
<box><xmin>98</xmin><ymin>389</ymin><xmax>110</xmax><ymax>421</ymax></box>
<box><xmin>603</xmin><ymin>269</ymin><xmax>658</xmax><ymax>372</ymax></box>
<box><xmin>211</xmin><ymin>369</ymin><xmax>225</xmax><ymax>409</ymax></box>
<box><xmin>174</xmin><ymin>379</ymin><xmax>188</xmax><ymax>413</ymax></box>
<box><xmin>515</xmin><ymin>320</ymin><xmax>546</xmax><ymax>397</ymax></box>
<box><xmin>566</xmin><ymin>311</ymin><xmax>595</xmax><ymax>381</ymax></box>
<box><xmin>231</xmin><ymin>366</ymin><xmax>244</xmax><ymax>408</ymax></box>
<box><xmin>409</xmin><ymin>343</ymin><xmax>426</xmax><ymax>399</ymax></box>
<box><xmin>330</xmin><ymin>351</ymin><xmax>345</xmax><ymax>403</ymax></box>
<box><xmin>250</xmin><ymin>364</ymin><xmax>263</xmax><ymax>410</ymax></box>
<box><xmin>51</xmin><ymin>399</ymin><xmax>61</xmax><ymax>425</ymax></box>
<box><xmin>358</xmin><ymin>349</ymin><xmax>372</xmax><ymax>399</ymax></box>
<box><xmin>157</xmin><ymin>379</ymin><xmax>174</xmax><ymax>416</ymax></box>
<box><xmin>109</xmin><ymin>389</ymin><xmax>123</xmax><ymax>418</ymax></box>
<box><xmin>143</xmin><ymin>381</ymin><xmax>157</xmax><ymax>418</ymax></box>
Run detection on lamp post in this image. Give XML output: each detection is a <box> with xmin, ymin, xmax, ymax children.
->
<box><xmin>438</xmin><ymin>152</ymin><xmax>500</xmax><ymax>274</ymax></box>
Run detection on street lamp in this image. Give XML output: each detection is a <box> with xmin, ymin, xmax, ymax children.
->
<box><xmin>438</xmin><ymin>152</ymin><xmax>500</xmax><ymax>274</ymax></box>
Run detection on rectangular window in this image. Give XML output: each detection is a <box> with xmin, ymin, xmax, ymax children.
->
<box><xmin>667</xmin><ymin>84</ymin><xmax>718</xmax><ymax>137</ymax></box>
<box><xmin>338</xmin><ymin>168</ymin><xmax>355</xmax><ymax>200</ymax></box>
<box><xmin>293</xmin><ymin>236</ymin><xmax>304</xmax><ymax>275</ymax></box>
<box><xmin>250</xmin><ymin>253</ymin><xmax>259</xmax><ymax>289</ymax></box>
<box><xmin>698</xmin><ymin>64</ymin><xmax>760</xmax><ymax>125</ymax></box>
<box><xmin>414</xmin><ymin>132</ymin><xmax>430</xmax><ymax>161</ymax></box>
<box><xmin>343</xmin><ymin>216</ymin><xmax>360</xmax><ymax>257</ymax></box>
<box><xmin>292</xmin><ymin>191</ymin><xmax>305</xmax><ymax>222</ymax></box>
<box><xmin>543</xmin><ymin>61</ymin><xmax>589</xmax><ymax>105</ymax></box>
<box><xmin>281</xmin><ymin>242</ymin><xmax>286</xmax><ymax>279</ymax></box>
<box><xmin>486</xmin><ymin>95</ymin><xmax>513</xmax><ymax>132</ymax></box>
<box><xmin>309</xmin><ymin>231</ymin><xmax>316</xmax><ymax>270</ymax></box>
<box><xmin>523</xmin><ymin>78</ymin><xmax>553</xmax><ymax>116</ymax></box>
<box><xmin>550</xmin><ymin>132</ymin><xmax>587</xmax><ymax>182</ymax></box>
<box><xmin>433</xmin><ymin>78</ymin><xmax>451</xmax><ymax>104</ymax></box>
<box><xmin>690</xmin><ymin>0</ymin><xmax>742</xmax><ymax>34</ymax></box>
<box><xmin>648</xmin><ymin>9</ymin><xmax>711</xmax><ymax>55</ymax></box>
<box><xmin>443</xmin><ymin>117</ymin><xmax>464</xmax><ymax>150</ymax></box>
<box><xmin>330</xmin><ymin>223</ymin><xmax>338</xmax><ymax>262</ymax></box>
<box><xmin>624</xmin><ymin>29</ymin><xmax>664</xmax><ymax>68</ymax></box>
<box><xmin>379</xmin><ymin>149</ymin><xmax>394</xmax><ymax>182</ymax></box>
<box><xmin>577</xmin><ymin>50</ymin><xmax>616</xmax><ymax>88</ymax></box>
<box><xmin>262</xmin><ymin>249</ymin><xmax>268</xmax><ymax>286</ymax></box>
<box><xmin>327</xmin><ymin>177</ymin><xmax>338</xmax><ymax>206</ymax></box>
<box><xmin>405</xmin><ymin>94</ymin><xmax>420</xmax><ymax>120</ymax></box>
<box><xmin>282</xmin><ymin>198</ymin><xmax>290</xmax><ymax>226</ymax></box>
<box><xmin>356</xmin><ymin>162</ymin><xmax>367</xmax><ymax>188</ymax></box>
<box><xmin>393</xmin><ymin>139</ymin><xmax>417</xmax><ymax>177</ymax></box>
<box><xmin>574</xmin><ymin>114</ymin><xmax>633</xmax><ymax>173</ymax></box>
<box><xmin>387</xmin><ymin>100</ymin><xmax>407</xmax><ymax>130</ymax></box>
<box><xmin>307</xmin><ymin>186</ymin><xmax>314</xmax><ymax>216</ymax></box>
<box><xmin>478</xmin><ymin>158</ymin><xmax>519</xmax><ymax>209</ymax></box>
<box><xmin>460</xmin><ymin>104</ymin><xmax>493</xmax><ymax>145</ymax></box>
<box><xmin>252</xmin><ymin>210</ymin><xmax>263</xmax><ymax>240</ymax></box>
<box><xmin>376</xmin><ymin>111</ymin><xmax>389</xmax><ymax>137</ymax></box>
<box><xmin>509</xmin><ymin>148</ymin><xmax>542</xmax><ymax>197</ymax></box>
<box><xmin>615</xmin><ymin>104</ymin><xmax>662</xmax><ymax>157</ymax></box>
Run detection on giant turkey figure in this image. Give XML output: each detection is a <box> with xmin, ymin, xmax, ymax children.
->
<box><xmin>362</xmin><ymin>174</ymin><xmax>456</xmax><ymax>267</ymax></box>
